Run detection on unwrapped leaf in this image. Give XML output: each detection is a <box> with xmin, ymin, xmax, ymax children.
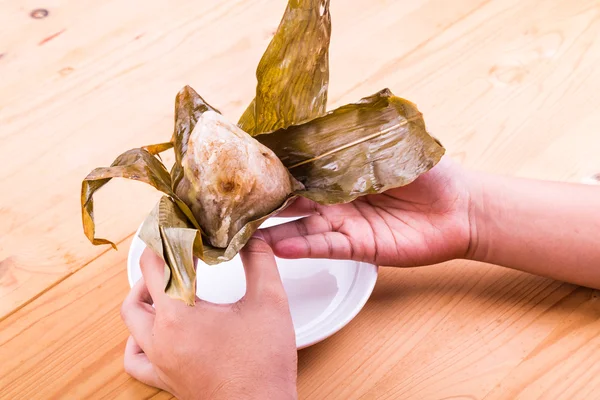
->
<box><xmin>257</xmin><ymin>89</ymin><xmax>445</xmax><ymax>203</ymax></box>
<box><xmin>81</xmin><ymin>146</ymin><xmax>201</xmax><ymax>250</ymax></box>
<box><xmin>200</xmin><ymin>195</ymin><xmax>297</xmax><ymax>264</ymax></box>
<box><xmin>142</xmin><ymin>142</ymin><xmax>174</xmax><ymax>156</ymax></box>
<box><xmin>81</xmin><ymin>0</ymin><xmax>446</xmax><ymax>308</ymax></box>
<box><xmin>140</xmin><ymin>194</ymin><xmax>296</xmax><ymax>269</ymax></box>
<box><xmin>238</xmin><ymin>0</ymin><xmax>331</xmax><ymax>135</ymax></box>
<box><xmin>81</xmin><ymin>148</ymin><xmax>175</xmax><ymax>249</ymax></box>
<box><xmin>139</xmin><ymin>196</ymin><xmax>200</xmax><ymax>305</ymax></box>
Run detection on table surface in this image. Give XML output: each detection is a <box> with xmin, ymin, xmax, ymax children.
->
<box><xmin>2</xmin><ymin>1</ymin><xmax>600</xmax><ymax>399</ymax></box>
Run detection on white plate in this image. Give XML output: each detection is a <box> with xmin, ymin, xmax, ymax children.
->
<box><xmin>127</xmin><ymin>217</ymin><xmax>378</xmax><ymax>349</ymax></box>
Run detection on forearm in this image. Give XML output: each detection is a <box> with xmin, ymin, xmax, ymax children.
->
<box><xmin>212</xmin><ymin>387</ymin><xmax>297</xmax><ymax>400</ymax></box>
<box><xmin>210</xmin><ymin>378</ymin><xmax>297</xmax><ymax>400</ymax></box>
<box><xmin>467</xmin><ymin>171</ymin><xmax>600</xmax><ymax>288</ymax></box>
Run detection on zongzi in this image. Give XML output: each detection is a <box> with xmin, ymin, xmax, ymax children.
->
<box><xmin>175</xmin><ymin>110</ymin><xmax>303</xmax><ymax>248</ymax></box>
<box><xmin>81</xmin><ymin>0</ymin><xmax>446</xmax><ymax>306</ymax></box>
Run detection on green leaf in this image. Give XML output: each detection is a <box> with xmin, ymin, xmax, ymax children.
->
<box><xmin>81</xmin><ymin>145</ymin><xmax>201</xmax><ymax>250</ymax></box>
<box><xmin>81</xmin><ymin>0</ymin><xmax>446</xmax><ymax>308</ymax></box>
<box><xmin>257</xmin><ymin>89</ymin><xmax>446</xmax><ymax>203</ymax></box>
<box><xmin>138</xmin><ymin>194</ymin><xmax>295</xmax><ymax>305</ymax></box>
<box><xmin>238</xmin><ymin>0</ymin><xmax>331</xmax><ymax>135</ymax></box>
<box><xmin>142</xmin><ymin>142</ymin><xmax>174</xmax><ymax>155</ymax></box>
<box><xmin>81</xmin><ymin>148</ymin><xmax>176</xmax><ymax>249</ymax></box>
<box><xmin>138</xmin><ymin>197</ymin><xmax>201</xmax><ymax>306</ymax></box>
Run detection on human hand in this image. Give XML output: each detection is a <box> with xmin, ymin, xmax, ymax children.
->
<box><xmin>263</xmin><ymin>156</ymin><xmax>475</xmax><ymax>267</ymax></box>
<box><xmin>120</xmin><ymin>238</ymin><xmax>298</xmax><ymax>400</ymax></box>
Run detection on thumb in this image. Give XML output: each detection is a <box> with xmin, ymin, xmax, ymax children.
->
<box><xmin>239</xmin><ymin>231</ymin><xmax>286</xmax><ymax>303</ymax></box>
<box><xmin>123</xmin><ymin>336</ymin><xmax>166</xmax><ymax>391</ymax></box>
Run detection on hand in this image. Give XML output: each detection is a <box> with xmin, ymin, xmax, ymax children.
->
<box><xmin>120</xmin><ymin>237</ymin><xmax>298</xmax><ymax>400</ymax></box>
<box><xmin>263</xmin><ymin>156</ymin><xmax>475</xmax><ymax>267</ymax></box>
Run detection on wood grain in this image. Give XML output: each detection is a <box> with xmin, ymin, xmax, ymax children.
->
<box><xmin>1</xmin><ymin>241</ymin><xmax>600</xmax><ymax>399</ymax></box>
<box><xmin>0</xmin><ymin>0</ymin><xmax>286</xmax><ymax>318</ymax></box>
<box><xmin>297</xmin><ymin>267</ymin><xmax>600</xmax><ymax>400</ymax></box>
<box><xmin>0</xmin><ymin>237</ymin><xmax>160</xmax><ymax>399</ymax></box>
<box><xmin>1</xmin><ymin>0</ymin><xmax>599</xmax><ymax>317</ymax></box>
<box><xmin>1</xmin><ymin>0</ymin><xmax>600</xmax><ymax>398</ymax></box>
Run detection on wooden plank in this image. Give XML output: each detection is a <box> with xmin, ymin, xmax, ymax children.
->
<box><xmin>0</xmin><ymin>237</ymin><xmax>149</xmax><ymax>399</ymax></box>
<box><xmin>296</xmin><ymin>268</ymin><xmax>600</xmax><ymax>400</ymax></box>
<box><xmin>2</xmin><ymin>0</ymin><xmax>600</xmax><ymax>396</ymax></box>
<box><xmin>1</xmin><ymin>234</ymin><xmax>600</xmax><ymax>398</ymax></box>
<box><xmin>2</xmin><ymin>0</ymin><xmax>600</xmax><ymax>318</ymax></box>
<box><xmin>0</xmin><ymin>235</ymin><xmax>173</xmax><ymax>399</ymax></box>
<box><xmin>0</xmin><ymin>0</ymin><xmax>288</xmax><ymax>318</ymax></box>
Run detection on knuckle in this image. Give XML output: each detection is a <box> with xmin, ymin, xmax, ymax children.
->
<box><xmin>230</xmin><ymin>298</ymin><xmax>244</xmax><ymax>314</ymax></box>
<box><xmin>323</xmin><ymin>214</ymin><xmax>334</xmax><ymax>232</ymax></box>
<box><xmin>262</xmin><ymin>286</ymin><xmax>288</xmax><ymax>309</ymax></box>
<box><xmin>302</xmin><ymin>236</ymin><xmax>312</xmax><ymax>258</ymax></box>
<box><xmin>243</xmin><ymin>237</ymin><xmax>273</xmax><ymax>256</ymax></box>
<box><xmin>152</xmin><ymin>344</ymin><xmax>167</xmax><ymax>365</ymax></box>
<box><xmin>261</xmin><ymin>228</ymin><xmax>273</xmax><ymax>245</ymax></box>
<box><xmin>323</xmin><ymin>234</ymin><xmax>334</xmax><ymax>258</ymax></box>
<box><xmin>120</xmin><ymin>300</ymin><xmax>131</xmax><ymax>323</ymax></box>
<box><xmin>158</xmin><ymin>311</ymin><xmax>180</xmax><ymax>328</ymax></box>
<box><xmin>311</xmin><ymin>200</ymin><xmax>319</xmax><ymax>214</ymax></box>
<box><xmin>123</xmin><ymin>354</ymin><xmax>135</xmax><ymax>376</ymax></box>
<box><xmin>296</xmin><ymin>219</ymin><xmax>310</xmax><ymax>236</ymax></box>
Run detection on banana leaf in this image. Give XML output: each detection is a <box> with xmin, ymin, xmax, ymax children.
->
<box><xmin>139</xmin><ymin>197</ymin><xmax>200</xmax><ymax>305</ymax></box>
<box><xmin>238</xmin><ymin>0</ymin><xmax>331</xmax><ymax>135</ymax></box>
<box><xmin>140</xmin><ymin>194</ymin><xmax>297</xmax><ymax>266</ymax></box>
<box><xmin>81</xmin><ymin>147</ymin><xmax>176</xmax><ymax>250</ymax></box>
<box><xmin>257</xmin><ymin>89</ymin><xmax>445</xmax><ymax>203</ymax></box>
<box><xmin>142</xmin><ymin>142</ymin><xmax>174</xmax><ymax>156</ymax></box>
<box><xmin>81</xmin><ymin>0</ymin><xmax>445</xmax><ymax>306</ymax></box>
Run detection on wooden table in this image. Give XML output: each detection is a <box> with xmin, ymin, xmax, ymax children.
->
<box><xmin>2</xmin><ymin>1</ymin><xmax>600</xmax><ymax>398</ymax></box>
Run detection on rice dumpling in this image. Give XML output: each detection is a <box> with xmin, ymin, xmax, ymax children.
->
<box><xmin>80</xmin><ymin>0</ymin><xmax>446</xmax><ymax>306</ymax></box>
<box><xmin>174</xmin><ymin>110</ymin><xmax>303</xmax><ymax>248</ymax></box>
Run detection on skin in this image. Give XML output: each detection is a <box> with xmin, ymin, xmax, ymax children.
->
<box><xmin>265</xmin><ymin>156</ymin><xmax>600</xmax><ymax>288</ymax></box>
<box><xmin>122</xmin><ymin>156</ymin><xmax>600</xmax><ymax>398</ymax></box>
<box><xmin>121</xmin><ymin>236</ymin><xmax>297</xmax><ymax>400</ymax></box>
<box><xmin>265</xmin><ymin>156</ymin><xmax>474</xmax><ymax>268</ymax></box>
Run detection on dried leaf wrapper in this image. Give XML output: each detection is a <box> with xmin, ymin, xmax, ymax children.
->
<box><xmin>80</xmin><ymin>0</ymin><xmax>445</xmax><ymax>305</ymax></box>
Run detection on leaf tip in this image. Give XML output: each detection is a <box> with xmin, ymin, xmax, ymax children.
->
<box><xmin>185</xmin><ymin>297</ymin><xmax>196</xmax><ymax>307</ymax></box>
<box><xmin>379</xmin><ymin>88</ymin><xmax>393</xmax><ymax>97</ymax></box>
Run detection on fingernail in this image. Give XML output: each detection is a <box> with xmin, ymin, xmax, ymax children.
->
<box><xmin>252</xmin><ymin>230</ymin><xmax>265</xmax><ymax>241</ymax></box>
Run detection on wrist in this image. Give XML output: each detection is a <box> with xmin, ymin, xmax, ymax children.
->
<box><xmin>210</xmin><ymin>380</ymin><xmax>297</xmax><ymax>400</ymax></box>
<box><xmin>464</xmin><ymin>169</ymin><xmax>492</xmax><ymax>263</ymax></box>
<box><xmin>212</xmin><ymin>388</ymin><xmax>297</xmax><ymax>400</ymax></box>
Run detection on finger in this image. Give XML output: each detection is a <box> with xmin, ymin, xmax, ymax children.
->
<box><xmin>274</xmin><ymin>197</ymin><xmax>319</xmax><ymax>217</ymax></box>
<box><xmin>262</xmin><ymin>215</ymin><xmax>332</xmax><ymax>247</ymax></box>
<box><xmin>124</xmin><ymin>336</ymin><xmax>166</xmax><ymax>390</ymax></box>
<box><xmin>121</xmin><ymin>279</ymin><xmax>155</xmax><ymax>352</ymax></box>
<box><xmin>239</xmin><ymin>233</ymin><xmax>286</xmax><ymax>303</ymax></box>
<box><xmin>273</xmin><ymin>231</ymin><xmax>356</xmax><ymax>261</ymax></box>
<box><xmin>139</xmin><ymin>248</ymin><xmax>170</xmax><ymax>307</ymax></box>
